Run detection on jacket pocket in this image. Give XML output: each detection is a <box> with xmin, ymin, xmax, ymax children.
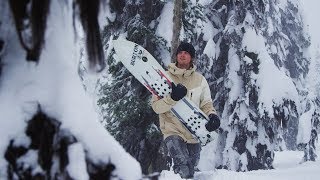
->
<box><xmin>159</xmin><ymin>114</ymin><xmax>166</xmax><ymax>130</ymax></box>
<box><xmin>188</xmin><ymin>87</ymin><xmax>202</xmax><ymax>106</ymax></box>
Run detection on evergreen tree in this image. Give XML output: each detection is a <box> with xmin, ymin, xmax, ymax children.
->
<box><xmin>199</xmin><ymin>0</ymin><xmax>311</xmax><ymax>171</ymax></box>
<box><xmin>1</xmin><ymin>0</ymin><xmax>142</xmax><ymax>179</ymax></box>
<box><xmin>96</xmin><ymin>0</ymin><xmax>170</xmax><ymax>174</ymax></box>
<box><xmin>297</xmin><ymin>97</ymin><xmax>319</xmax><ymax>162</ymax></box>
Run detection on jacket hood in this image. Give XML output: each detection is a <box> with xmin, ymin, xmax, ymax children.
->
<box><xmin>168</xmin><ymin>63</ymin><xmax>197</xmax><ymax>77</ymax></box>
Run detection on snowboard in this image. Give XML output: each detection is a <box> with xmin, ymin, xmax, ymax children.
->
<box><xmin>112</xmin><ymin>39</ymin><xmax>217</xmax><ymax>146</ymax></box>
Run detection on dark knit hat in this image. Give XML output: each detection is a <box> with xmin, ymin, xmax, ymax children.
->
<box><xmin>176</xmin><ymin>42</ymin><xmax>195</xmax><ymax>58</ymax></box>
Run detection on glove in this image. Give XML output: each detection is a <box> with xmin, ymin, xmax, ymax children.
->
<box><xmin>205</xmin><ymin>114</ymin><xmax>220</xmax><ymax>132</ymax></box>
<box><xmin>170</xmin><ymin>83</ymin><xmax>187</xmax><ymax>101</ymax></box>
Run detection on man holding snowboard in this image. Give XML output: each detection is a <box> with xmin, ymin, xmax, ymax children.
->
<box><xmin>152</xmin><ymin>42</ymin><xmax>220</xmax><ymax>179</ymax></box>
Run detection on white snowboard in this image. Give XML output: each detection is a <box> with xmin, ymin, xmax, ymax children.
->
<box><xmin>112</xmin><ymin>39</ymin><xmax>217</xmax><ymax>146</ymax></box>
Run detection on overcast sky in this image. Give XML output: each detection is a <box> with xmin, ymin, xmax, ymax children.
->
<box><xmin>300</xmin><ymin>0</ymin><xmax>320</xmax><ymax>47</ymax></box>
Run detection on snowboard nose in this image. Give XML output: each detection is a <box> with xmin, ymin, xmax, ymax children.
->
<box><xmin>113</xmin><ymin>39</ymin><xmax>135</xmax><ymax>62</ymax></box>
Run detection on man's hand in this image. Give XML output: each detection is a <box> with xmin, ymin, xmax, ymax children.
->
<box><xmin>170</xmin><ymin>83</ymin><xmax>187</xmax><ymax>101</ymax></box>
<box><xmin>205</xmin><ymin>114</ymin><xmax>220</xmax><ymax>132</ymax></box>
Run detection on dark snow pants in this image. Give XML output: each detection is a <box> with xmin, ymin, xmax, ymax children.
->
<box><xmin>164</xmin><ymin>135</ymin><xmax>201</xmax><ymax>179</ymax></box>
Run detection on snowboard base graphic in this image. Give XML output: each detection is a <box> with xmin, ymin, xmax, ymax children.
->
<box><xmin>112</xmin><ymin>39</ymin><xmax>217</xmax><ymax>146</ymax></box>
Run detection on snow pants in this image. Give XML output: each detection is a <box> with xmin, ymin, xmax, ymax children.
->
<box><xmin>164</xmin><ymin>135</ymin><xmax>201</xmax><ymax>179</ymax></box>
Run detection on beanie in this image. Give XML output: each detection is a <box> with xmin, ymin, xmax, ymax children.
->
<box><xmin>176</xmin><ymin>42</ymin><xmax>195</xmax><ymax>58</ymax></box>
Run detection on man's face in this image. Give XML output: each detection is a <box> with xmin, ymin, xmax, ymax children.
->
<box><xmin>176</xmin><ymin>51</ymin><xmax>192</xmax><ymax>68</ymax></box>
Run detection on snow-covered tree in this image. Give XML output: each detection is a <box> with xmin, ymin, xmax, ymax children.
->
<box><xmin>298</xmin><ymin>42</ymin><xmax>320</xmax><ymax>162</ymax></box>
<box><xmin>196</xmin><ymin>0</ymin><xmax>312</xmax><ymax>171</ymax></box>
<box><xmin>297</xmin><ymin>97</ymin><xmax>319</xmax><ymax>162</ymax></box>
<box><xmin>96</xmin><ymin>0</ymin><xmax>171</xmax><ymax>174</ymax></box>
<box><xmin>0</xmin><ymin>1</ymin><xmax>141</xmax><ymax>179</ymax></box>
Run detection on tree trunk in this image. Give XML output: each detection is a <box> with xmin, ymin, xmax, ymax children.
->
<box><xmin>171</xmin><ymin>0</ymin><xmax>182</xmax><ymax>62</ymax></box>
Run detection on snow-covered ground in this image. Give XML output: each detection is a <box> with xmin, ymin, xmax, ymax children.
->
<box><xmin>159</xmin><ymin>143</ymin><xmax>320</xmax><ymax>180</ymax></box>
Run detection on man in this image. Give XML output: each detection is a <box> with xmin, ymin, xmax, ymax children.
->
<box><xmin>151</xmin><ymin>42</ymin><xmax>220</xmax><ymax>178</ymax></box>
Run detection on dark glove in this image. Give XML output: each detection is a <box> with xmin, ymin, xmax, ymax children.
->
<box><xmin>170</xmin><ymin>83</ymin><xmax>187</xmax><ymax>101</ymax></box>
<box><xmin>205</xmin><ymin>114</ymin><xmax>220</xmax><ymax>132</ymax></box>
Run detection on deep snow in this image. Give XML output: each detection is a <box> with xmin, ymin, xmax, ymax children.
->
<box><xmin>159</xmin><ymin>143</ymin><xmax>320</xmax><ymax>180</ymax></box>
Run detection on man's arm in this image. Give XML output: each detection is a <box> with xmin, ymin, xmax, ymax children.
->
<box><xmin>199</xmin><ymin>77</ymin><xmax>217</xmax><ymax>116</ymax></box>
<box><xmin>199</xmin><ymin>77</ymin><xmax>220</xmax><ymax>132</ymax></box>
<box><xmin>151</xmin><ymin>95</ymin><xmax>177</xmax><ymax>114</ymax></box>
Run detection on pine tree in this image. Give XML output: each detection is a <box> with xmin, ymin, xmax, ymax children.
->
<box><xmin>96</xmin><ymin>0</ymin><xmax>170</xmax><ymax>174</ymax></box>
<box><xmin>199</xmin><ymin>0</ymin><xmax>311</xmax><ymax>171</ymax></box>
<box><xmin>297</xmin><ymin>98</ymin><xmax>319</xmax><ymax>162</ymax></box>
<box><xmin>1</xmin><ymin>0</ymin><xmax>141</xmax><ymax>179</ymax></box>
<box><xmin>270</xmin><ymin>1</ymin><xmax>310</xmax><ymax>150</ymax></box>
<box><xmin>298</xmin><ymin>47</ymin><xmax>320</xmax><ymax>162</ymax></box>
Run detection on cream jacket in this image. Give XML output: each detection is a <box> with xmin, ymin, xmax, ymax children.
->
<box><xmin>152</xmin><ymin>63</ymin><xmax>216</xmax><ymax>143</ymax></box>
